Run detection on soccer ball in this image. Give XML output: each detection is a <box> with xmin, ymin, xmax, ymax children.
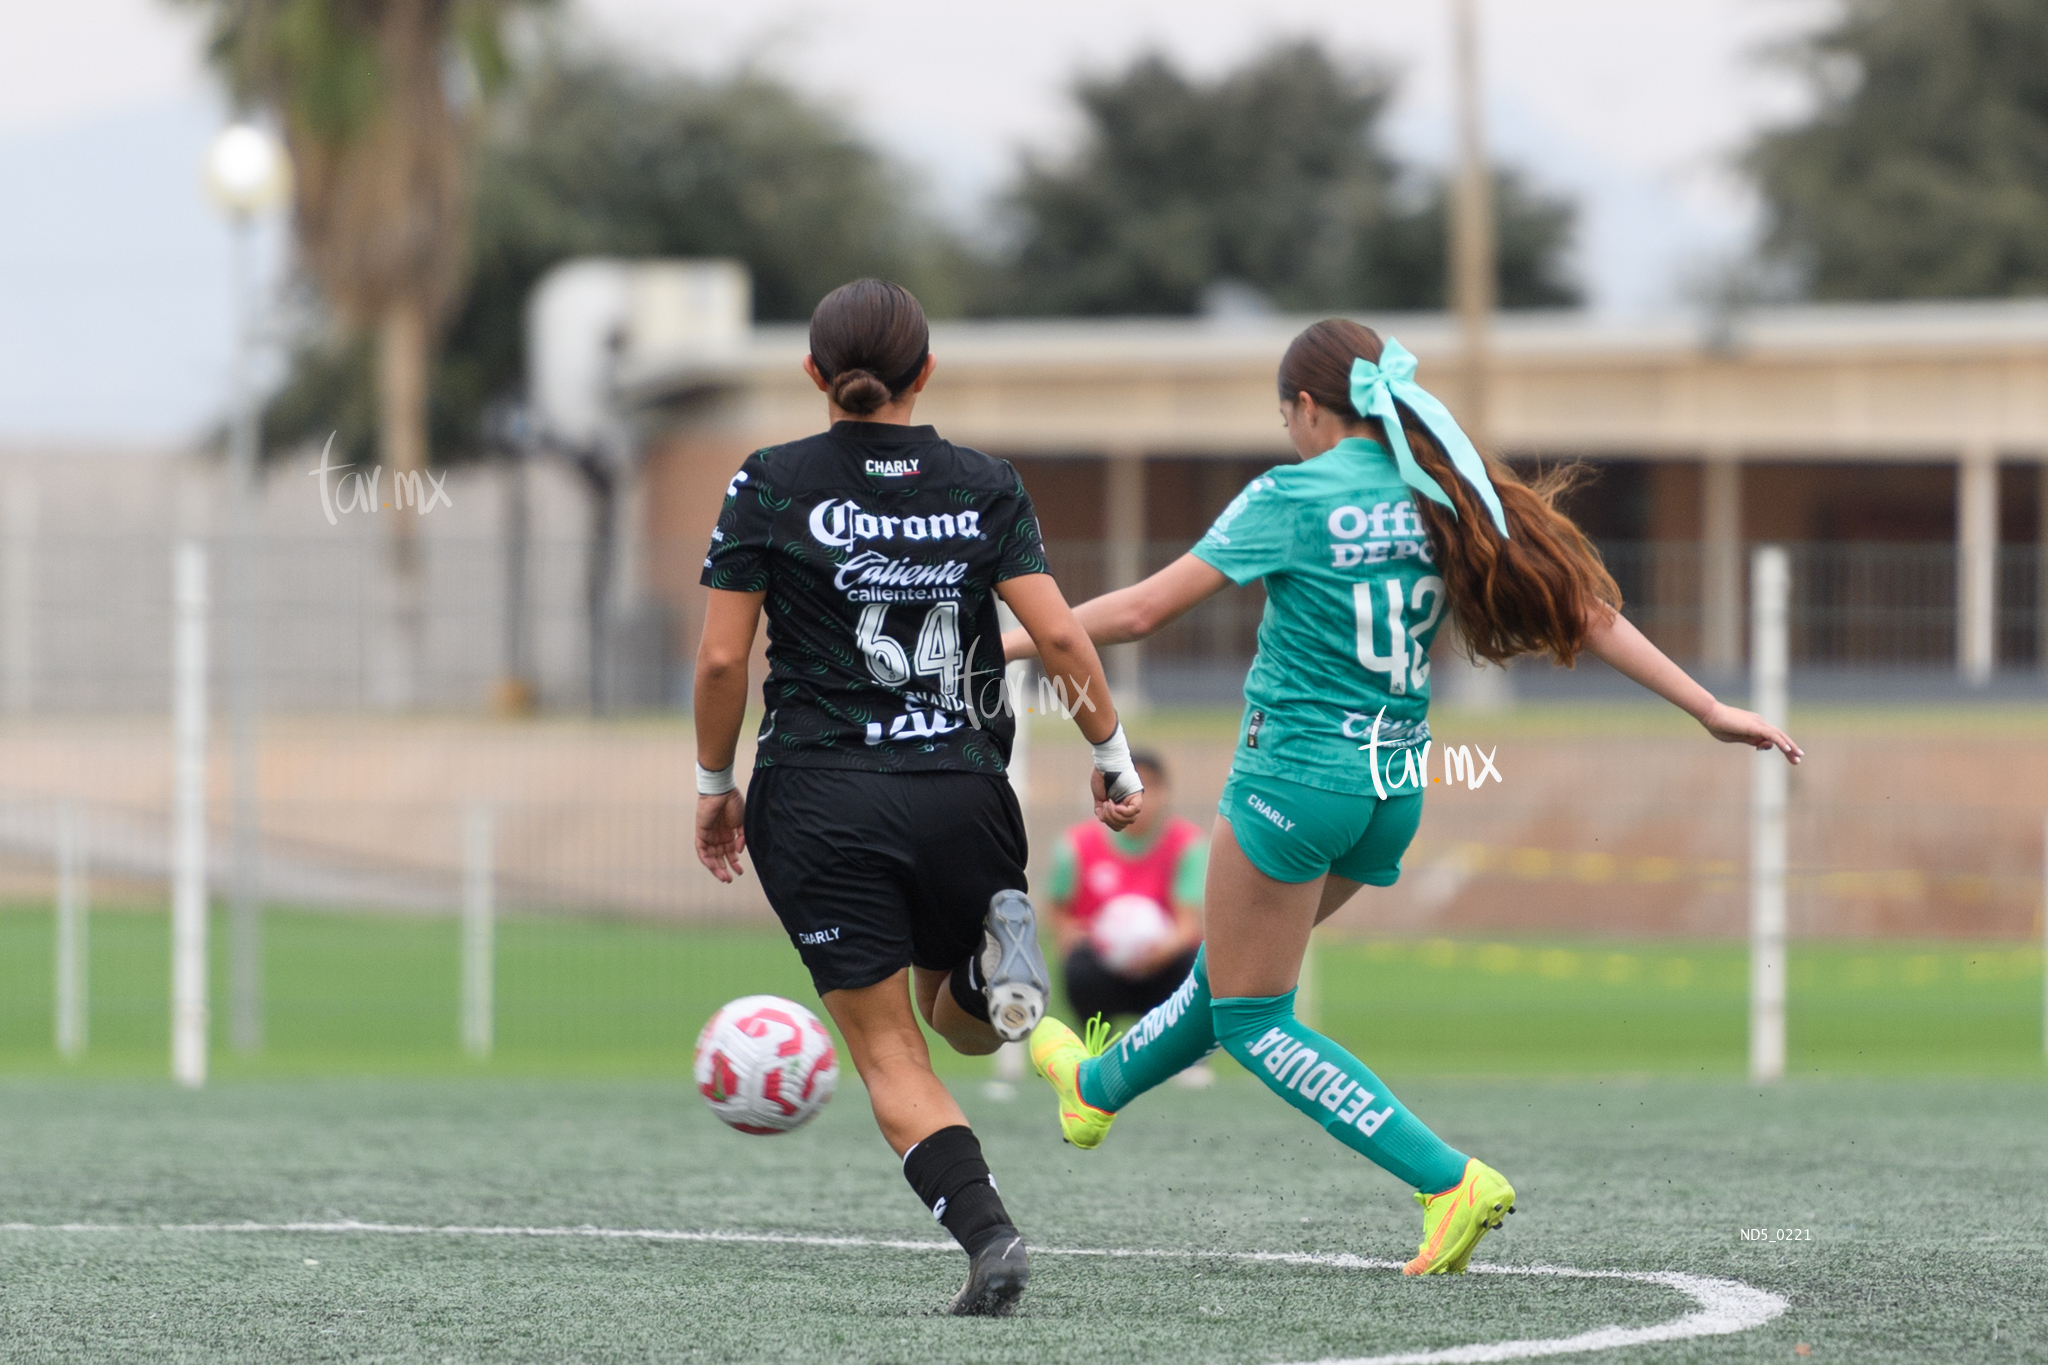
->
<box><xmin>1090</xmin><ymin>893</ymin><xmax>1177</xmax><ymax>973</ymax></box>
<box><xmin>695</xmin><ymin>995</ymin><xmax>839</xmax><ymax>1135</ymax></box>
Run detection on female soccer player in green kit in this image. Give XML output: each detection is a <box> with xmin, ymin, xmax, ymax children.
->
<box><xmin>1005</xmin><ymin>318</ymin><xmax>1803</xmax><ymax>1275</ymax></box>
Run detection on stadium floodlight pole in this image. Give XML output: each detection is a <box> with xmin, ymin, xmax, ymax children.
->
<box><xmin>171</xmin><ymin>541</ymin><xmax>210</xmax><ymax>1088</ymax></box>
<box><xmin>205</xmin><ymin>122</ymin><xmax>292</xmax><ymax>1055</ymax></box>
<box><xmin>463</xmin><ymin>803</ymin><xmax>496</xmax><ymax>1060</ymax></box>
<box><xmin>1748</xmin><ymin>546</ymin><xmax>1790</xmax><ymax>1083</ymax></box>
<box><xmin>55</xmin><ymin>800</ymin><xmax>87</xmax><ymax>1060</ymax></box>
<box><xmin>1450</xmin><ymin>0</ymin><xmax>1496</xmax><ymax>449</ymax></box>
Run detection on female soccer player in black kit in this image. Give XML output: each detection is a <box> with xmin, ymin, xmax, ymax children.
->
<box><xmin>693</xmin><ymin>279</ymin><xmax>1144</xmax><ymax>1316</ymax></box>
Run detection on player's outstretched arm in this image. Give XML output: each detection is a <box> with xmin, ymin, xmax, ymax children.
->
<box><xmin>997</xmin><ymin>572</ymin><xmax>1144</xmax><ymax>831</ymax></box>
<box><xmin>1000</xmin><ymin>553</ymin><xmax>1230</xmax><ymax>663</ymax></box>
<box><xmin>694</xmin><ymin>588</ymin><xmax>767</xmax><ymax>881</ymax></box>
<box><xmin>1584</xmin><ymin>608</ymin><xmax>1803</xmax><ymax>765</ymax></box>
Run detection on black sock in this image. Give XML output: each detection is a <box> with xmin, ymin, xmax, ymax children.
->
<box><xmin>902</xmin><ymin>1125</ymin><xmax>1015</xmax><ymax>1257</ymax></box>
<box><xmin>948</xmin><ymin>957</ymin><xmax>992</xmax><ymax>1025</ymax></box>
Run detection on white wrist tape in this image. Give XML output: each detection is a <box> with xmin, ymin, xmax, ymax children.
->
<box><xmin>1091</xmin><ymin>722</ymin><xmax>1144</xmax><ymax>802</ymax></box>
<box><xmin>695</xmin><ymin>763</ymin><xmax>737</xmax><ymax>796</ymax></box>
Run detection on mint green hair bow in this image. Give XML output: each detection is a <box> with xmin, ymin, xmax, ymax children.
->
<box><xmin>1349</xmin><ymin>339</ymin><xmax>1510</xmax><ymax>538</ymax></box>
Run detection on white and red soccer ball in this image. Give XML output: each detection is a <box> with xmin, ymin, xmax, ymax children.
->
<box><xmin>695</xmin><ymin>995</ymin><xmax>838</xmax><ymax>1134</ymax></box>
<box><xmin>1090</xmin><ymin>893</ymin><xmax>1177</xmax><ymax>973</ymax></box>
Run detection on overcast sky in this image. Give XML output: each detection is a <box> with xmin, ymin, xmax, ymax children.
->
<box><xmin>0</xmin><ymin>0</ymin><xmax>1828</xmax><ymax>445</ymax></box>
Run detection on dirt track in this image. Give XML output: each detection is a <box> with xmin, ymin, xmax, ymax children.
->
<box><xmin>2</xmin><ymin>705</ymin><xmax>2043</xmax><ymax>936</ymax></box>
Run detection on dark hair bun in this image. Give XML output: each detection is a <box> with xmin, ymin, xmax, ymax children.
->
<box><xmin>829</xmin><ymin>368</ymin><xmax>892</xmax><ymax>417</ymax></box>
<box><xmin>809</xmin><ymin>279</ymin><xmax>930</xmax><ymax>417</ymax></box>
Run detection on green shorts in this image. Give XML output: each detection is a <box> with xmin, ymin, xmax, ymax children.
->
<box><xmin>1218</xmin><ymin>769</ymin><xmax>1424</xmax><ymax>887</ymax></box>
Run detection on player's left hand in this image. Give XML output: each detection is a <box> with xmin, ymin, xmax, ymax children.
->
<box><xmin>1090</xmin><ymin>769</ymin><xmax>1144</xmax><ymax>831</ymax></box>
<box><xmin>1700</xmin><ymin>701</ymin><xmax>1803</xmax><ymax>764</ymax></box>
<box><xmin>695</xmin><ymin>790</ymin><xmax>749</xmax><ymax>881</ymax></box>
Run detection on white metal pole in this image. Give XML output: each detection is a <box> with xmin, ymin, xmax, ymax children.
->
<box><xmin>227</xmin><ymin>209</ymin><xmax>264</xmax><ymax>1055</ymax></box>
<box><xmin>56</xmin><ymin>801</ymin><xmax>87</xmax><ymax>1059</ymax></box>
<box><xmin>462</xmin><ymin>803</ymin><xmax>495</xmax><ymax>1059</ymax></box>
<box><xmin>2</xmin><ymin>480</ymin><xmax>35</xmax><ymax>716</ymax></box>
<box><xmin>2040</xmin><ymin>812</ymin><xmax>2047</xmax><ymax>1064</ymax></box>
<box><xmin>1957</xmin><ymin>446</ymin><xmax>1997</xmax><ymax>685</ymax></box>
<box><xmin>1002</xmin><ymin>652</ymin><xmax>1031</xmax><ymax>811</ymax></box>
<box><xmin>1104</xmin><ymin>454</ymin><xmax>1147</xmax><ymax>713</ymax></box>
<box><xmin>171</xmin><ymin>541</ymin><xmax>210</xmax><ymax>1088</ymax></box>
<box><xmin>1702</xmin><ymin>457</ymin><xmax>1743</xmax><ymax>673</ymax></box>
<box><xmin>990</xmin><ymin>606</ymin><xmax>1030</xmax><ymax>1089</ymax></box>
<box><xmin>1749</xmin><ymin>545</ymin><xmax>1789</xmax><ymax>1083</ymax></box>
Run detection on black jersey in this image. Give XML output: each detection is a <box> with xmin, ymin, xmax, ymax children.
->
<box><xmin>700</xmin><ymin>421</ymin><xmax>1050</xmax><ymax>774</ymax></box>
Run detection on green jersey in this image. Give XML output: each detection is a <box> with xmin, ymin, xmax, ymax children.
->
<box><xmin>1192</xmin><ymin>437</ymin><xmax>1445</xmax><ymax>795</ymax></box>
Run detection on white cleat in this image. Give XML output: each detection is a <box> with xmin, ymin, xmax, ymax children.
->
<box><xmin>980</xmin><ymin>889</ymin><xmax>1050</xmax><ymax>1042</ymax></box>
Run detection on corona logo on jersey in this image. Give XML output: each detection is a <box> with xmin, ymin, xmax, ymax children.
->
<box><xmin>694</xmin><ymin>995</ymin><xmax>839</xmax><ymax>1135</ymax></box>
<box><xmin>808</xmin><ymin>498</ymin><xmax>983</xmax><ymax>548</ymax></box>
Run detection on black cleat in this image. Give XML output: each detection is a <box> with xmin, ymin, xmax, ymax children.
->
<box><xmin>945</xmin><ymin>1231</ymin><xmax>1028</xmax><ymax>1317</ymax></box>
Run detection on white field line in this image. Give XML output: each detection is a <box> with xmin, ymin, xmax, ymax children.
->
<box><xmin>0</xmin><ymin>1221</ymin><xmax>1787</xmax><ymax>1364</ymax></box>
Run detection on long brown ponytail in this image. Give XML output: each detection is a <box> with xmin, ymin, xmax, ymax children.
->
<box><xmin>1276</xmin><ymin>319</ymin><xmax>1619</xmax><ymax>666</ymax></box>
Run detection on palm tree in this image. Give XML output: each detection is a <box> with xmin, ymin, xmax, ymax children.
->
<box><xmin>180</xmin><ymin>0</ymin><xmax>544</xmax><ymax>704</ymax></box>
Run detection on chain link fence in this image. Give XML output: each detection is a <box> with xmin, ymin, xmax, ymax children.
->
<box><xmin>1</xmin><ymin>522</ymin><xmax>2044</xmax><ymax>1075</ymax></box>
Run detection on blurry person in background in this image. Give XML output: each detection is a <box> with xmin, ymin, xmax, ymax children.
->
<box><xmin>1048</xmin><ymin>752</ymin><xmax>1207</xmax><ymax>1046</ymax></box>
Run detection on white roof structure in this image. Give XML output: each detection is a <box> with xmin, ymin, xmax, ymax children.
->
<box><xmin>624</xmin><ymin>298</ymin><xmax>2048</xmax><ymax>463</ymax></box>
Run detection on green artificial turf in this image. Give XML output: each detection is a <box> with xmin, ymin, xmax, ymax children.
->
<box><xmin>0</xmin><ymin>1075</ymin><xmax>2042</xmax><ymax>1362</ymax></box>
<box><xmin>2</xmin><ymin>908</ymin><xmax>2043</xmax><ymax>1080</ymax></box>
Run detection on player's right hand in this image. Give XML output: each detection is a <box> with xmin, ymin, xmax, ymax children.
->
<box><xmin>695</xmin><ymin>790</ymin><xmax>748</xmax><ymax>882</ymax></box>
<box><xmin>1090</xmin><ymin>769</ymin><xmax>1144</xmax><ymax>832</ymax></box>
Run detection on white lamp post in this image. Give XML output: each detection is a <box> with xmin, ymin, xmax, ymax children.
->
<box><xmin>204</xmin><ymin>121</ymin><xmax>291</xmax><ymax>1057</ymax></box>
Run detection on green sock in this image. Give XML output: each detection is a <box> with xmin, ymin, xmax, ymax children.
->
<box><xmin>1077</xmin><ymin>947</ymin><xmax>1213</xmax><ymax>1112</ymax></box>
<box><xmin>1212</xmin><ymin>990</ymin><xmax>1469</xmax><ymax>1193</ymax></box>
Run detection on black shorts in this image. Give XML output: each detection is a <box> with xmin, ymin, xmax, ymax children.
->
<box><xmin>745</xmin><ymin>766</ymin><xmax>1029</xmax><ymax>995</ymax></box>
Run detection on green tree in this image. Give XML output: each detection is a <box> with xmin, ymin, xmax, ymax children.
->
<box><xmin>981</xmin><ymin>42</ymin><xmax>1578</xmax><ymax>316</ymax></box>
<box><xmin>265</xmin><ymin>52</ymin><xmax>957</xmax><ymax>465</ymax></box>
<box><xmin>1748</xmin><ymin>0</ymin><xmax>2048</xmax><ymax>299</ymax></box>
<box><xmin>182</xmin><ymin>0</ymin><xmax>546</xmax><ymax>702</ymax></box>
<box><xmin>1349</xmin><ymin>170</ymin><xmax>1582</xmax><ymax>312</ymax></box>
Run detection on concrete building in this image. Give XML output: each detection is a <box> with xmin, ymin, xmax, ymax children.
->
<box><xmin>631</xmin><ymin>298</ymin><xmax>2048</xmax><ymax>696</ymax></box>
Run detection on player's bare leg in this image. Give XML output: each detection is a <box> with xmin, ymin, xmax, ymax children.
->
<box><xmin>823</xmin><ymin>971</ymin><xmax>969</xmax><ymax>1154</ymax></box>
<box><xmin>914</xmin><ymin>966</ymin><xmax>1002</xmax><ymax>1057</ymax></box>
<box><xmin>822</xmin><ymin>970</ymin><xmax>1027</xmax><ymax>1315</ymax></box>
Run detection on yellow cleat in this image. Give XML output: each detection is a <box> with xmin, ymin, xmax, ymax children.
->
<box><xmin>1028</xmin><ymin>1015</ymin><xmax>1119</xmax><ymax>1150</ymax></box>
<box><xmin>1403</xmin><ymin>1158</ymin><xmax>1515</xmax><ymax>1275</ymax></box>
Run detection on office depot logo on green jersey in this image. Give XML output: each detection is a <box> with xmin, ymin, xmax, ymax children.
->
<box><xmin>1327</xmin><ymin>500</ymin><xmax>1433</xmax><ymax>568</ymax></box>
